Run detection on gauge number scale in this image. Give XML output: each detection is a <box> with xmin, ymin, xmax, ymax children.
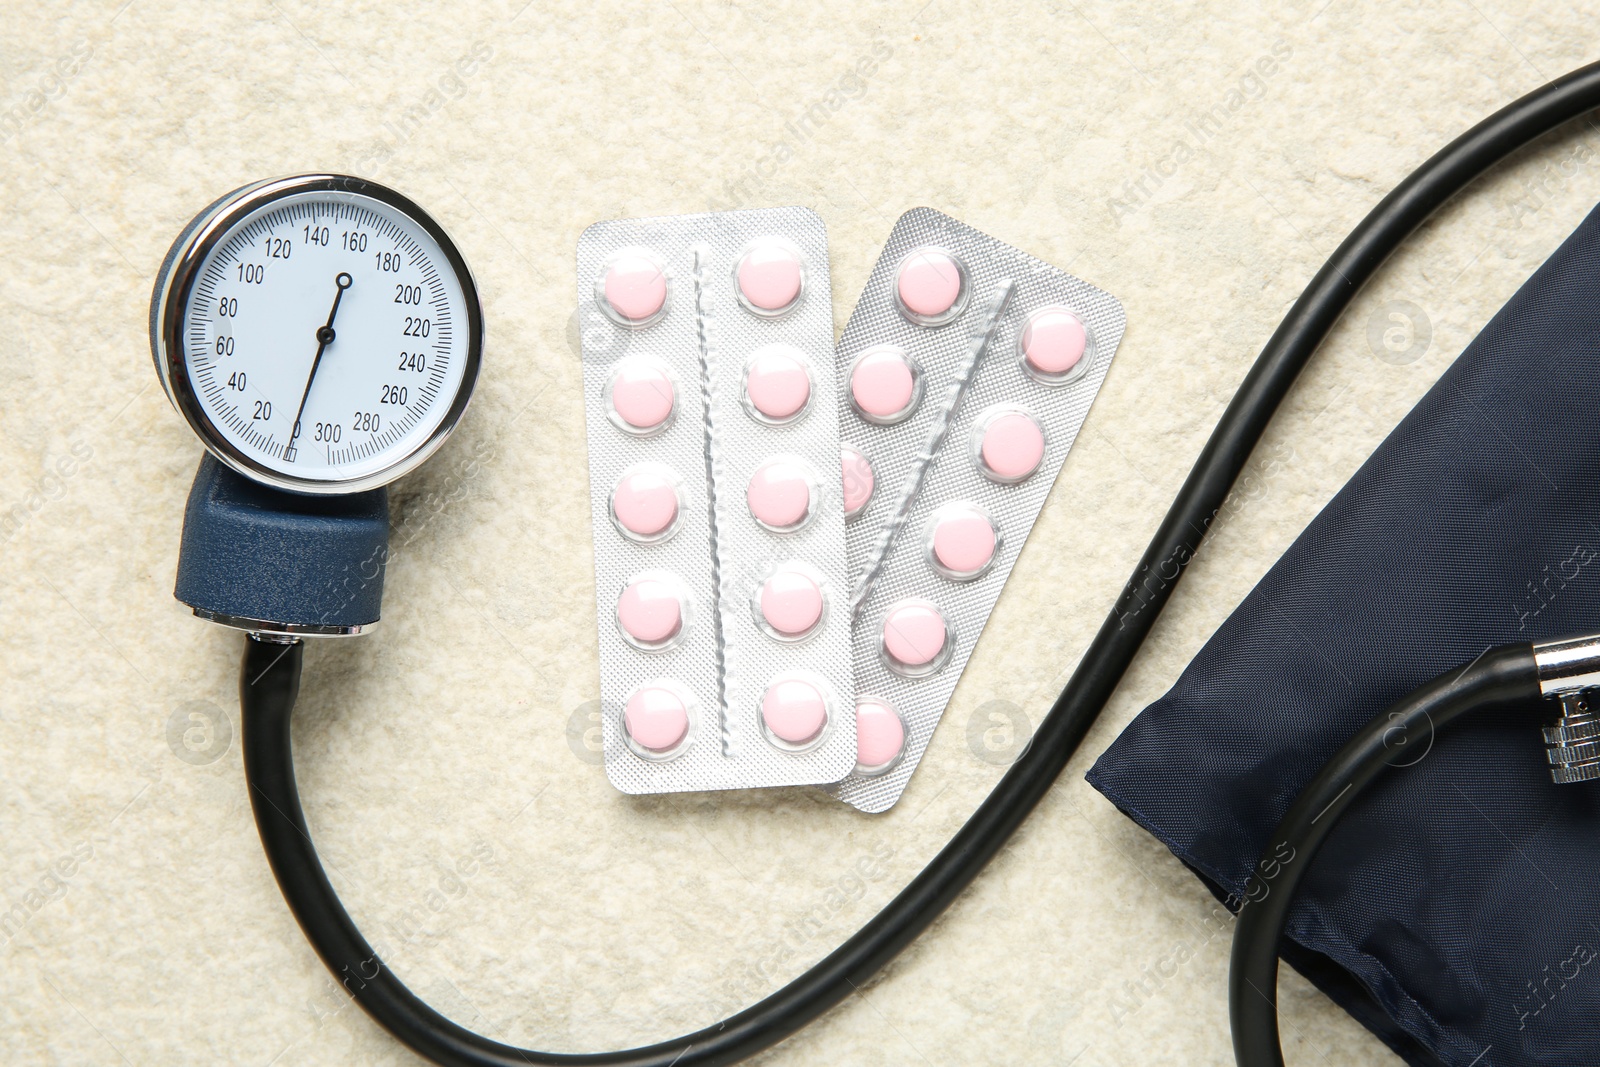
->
<box><xmin>157</xmin><ymin>178</ymin><xmax>482</xmax><ymax>494</ymax></box>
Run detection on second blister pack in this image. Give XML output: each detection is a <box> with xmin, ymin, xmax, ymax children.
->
<box><xmin>577</xmin><ymin>207</ymin><xmax>856</xmax><ymax>794</ymax></box>
<box><xmin>829</xmin><ymin>208</ymin><xmax>1126</xmax><ymax>812</ymax></box>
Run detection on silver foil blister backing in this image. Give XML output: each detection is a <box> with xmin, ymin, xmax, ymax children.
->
<box><xmin>829</xmin><ymin>207</ymin><xmax>1126</xmax><ymax>812</ymax></box>
<box><xmin>577</xmin><ymin>207</ymin><xmax>856</xmax><ymax>794</ymax></box>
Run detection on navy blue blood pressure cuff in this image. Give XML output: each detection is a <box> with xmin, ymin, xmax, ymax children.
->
<box><xmin>1088</xmin><ymin>205</ymin><xmax>1600</xmax><ymax>1067</ymax></box>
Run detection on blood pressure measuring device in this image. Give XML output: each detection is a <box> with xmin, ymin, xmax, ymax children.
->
<box><xmin>153</xmin><ymin>175</ymin><xmax>482</xmax><ymax>636</ymax></box>
<box><xmin>152</xmin><ymin>59</ymin><xmax>1600</xmax><ymax>1067</ymax></box>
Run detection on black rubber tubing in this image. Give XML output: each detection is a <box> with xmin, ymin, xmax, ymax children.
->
<box><xmin>239</xmin><ymin>59</ymin><xmax>1600</xmax><ymax>1067</ymax></box>
<box><xmin>1228</xmin><ymin>644</ymin><xmax>1543</xmax><ymax>1067</ymax></box>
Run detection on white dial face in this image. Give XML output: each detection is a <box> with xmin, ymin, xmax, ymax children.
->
<box><xmin>180</xmin><ymin>190</ymin><xmax>471</xmax><ymax>487</ymax></box>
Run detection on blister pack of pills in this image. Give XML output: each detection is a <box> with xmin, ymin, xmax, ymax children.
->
<box><xmin>576</xmin><ymin>207</ymin><xmax>856</xmax><ymax>794</ymax></box>
<box><xmin>828</xmin><ymin>208</ymin><xmax>1126</xmax><ymax>812</ymax></box>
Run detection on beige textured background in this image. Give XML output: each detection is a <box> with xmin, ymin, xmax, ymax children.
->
<box><xmin>3</xmin><ymin>1</ymin><xmax>1598</xmax><ymax>1063</ymax></box>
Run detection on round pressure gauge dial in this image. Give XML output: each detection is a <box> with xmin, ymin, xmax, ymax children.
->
<box><xmin>152</xmin><ymin>175</ymin><xmax>484</xmax><ymax>495</ymax></box>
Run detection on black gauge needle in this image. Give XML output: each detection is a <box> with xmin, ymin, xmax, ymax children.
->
<box><xmin>285</xmin><ymin>271</ymin><xmax>352</xmax><ymax>461</ymax></box>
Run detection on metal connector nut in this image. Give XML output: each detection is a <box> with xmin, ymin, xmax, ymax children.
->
<box><xmin>1541</xmin><ymin>690</ymin><xmax>1600</xmax><ymax>785</ymax></box>
<box><xmin>1532</xmin><ymin>635</ymin><xmax>1600</xmax><ymax>785</ymax></box>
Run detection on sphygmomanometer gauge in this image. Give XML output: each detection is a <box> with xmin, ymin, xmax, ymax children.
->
<box><xmin>152</xmin><ymin>174</ymin><xmax>484</xmax><ymax>495</ymax></box>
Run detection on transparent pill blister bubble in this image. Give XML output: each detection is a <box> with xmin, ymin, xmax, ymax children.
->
<box><xmin>735</xmin><ymin>237</ymin><xmax>807</xmax><ymax>317</ymax></box>
<box><xmin>742</xmin><ymin>344</ymin><xmax>814</xmax><ymax>424</ymax></box>
<box><xmin>609</xmin><ymin>464</ymin><xmax>685</xmax><ymax>543</ymax></box>
<box><xmin>616</xmin><ymin>570</ymin><xmax>692</xmax><ymax>652</ymax></box>
<box><xmin>841</xmin><ymin>444</ymin><xmax>876</xmax><ymax>520</ymax></box>
<box><xmin>853</xmin><ymin>698</ymin><xmax>907</xmax><ymax>777</ymax></box>
<box><xmin>827</xmin><ymin>208</ymin><xmax>1126</xmax><ymax>813</ymax></box>
<box><xmin>605</xmin><ymin>356</ymin><xmax>678</xmax><ymax>436</ymax></box>
<box><xmin>848</xmin><ymin>345</ymin><xmax>923</xmax><ymax>425</ymax></box>
<box><xmin>894</xmin><ymin>246</ymin><xmax>968</xmax><ymax>326</ymax></box>
<box><xmin>578</xmin><ymin>208</ymin><xmax>855</xmax><ymax>795</ymax></box>
<box><xmin>747</xmin><ymin>456</ymin><xmax>819</xmax><ymax>533</ymax></box>
<box><xmin>1019</xmin><ymin>306</ymin><xmax>1094</xmax><ymax>385</ymax></box>
<box><xmin>623</xmin><ymin>679</ymin><xmax>697</xmax><ymax>761</ymax></box>
<box><xmin>751</xmin><ymin>560</ymin><xmax>828</xmax><ymax>642</ymax></box>
<box><xmin>925</xmin><ymin>501</ymin><xmax>1002</xmax><ymax>581</ymax></box>
<box><xmin>880</xmin><ymin>598</ymin><xmax>953</xmax><ymax>677</ymax></box>
<box><xmin>972</xmin><ymin>405</ymin><xmax>1047</xmax><ymax>484</ymax></box>
<box><xmin>758</xmin><ymin>671</ymin><xmax>835</xmax><ymax>751</ymax></box>
<box><xmin>597</xmin><ymin>248</ymin><xmax>670</xmax><ymax>327</ymax></box>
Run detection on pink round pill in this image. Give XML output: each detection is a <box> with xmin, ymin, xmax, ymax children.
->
<box><xmin>841</xmin><ymin>445</ymin><xmax>875</xmax><ymax>520</ymax></box>
<box><xmin>601</xmin><ymin>252</ymin><xmax>668</xmax><ymax>324</ymax></box>
<box><xmin>932</xmin><ymin>507</ymin><xmax>997</xmax><ymax>578</ymax></box>
<box><xmin>624</xmin><ymin>685</ymin><xmax>690</xmax><ymax>753</ymax></box>
<box><xmin>607</xmin><ymin>359</ymin><xmax>676</xmax><ymax>433</ymax></box>
<box><xmin>758</xmin><ymin>568</ymin><xmax>824</xmax><ymax>638</ymax></box>
<box><xmin>855</xmin><ymin>699</ymin><xmax>906</xmax><ymax>774</ymax></box>
<box><xmin>761</xmin><ymin>678</ymin><xmax>829</xmax><ymax>746</ymax></box>
<box><xmin>617</xmin><ymin>577</ymin><xmax>684</xmax><ymax>646</ymax></box>
<box><xmin>1021</xmin><ymin>307</ymin><xmax>1089</xmax><ymax>380</ymax></box>
<box><xmin>611</xmin><ymin>467</ymin><xmax>682</xmax><ymax>541</ymax></box>
<box><xmin>746</xmin><ymin>460</ymin><xmax>814</xmax><ymax>532</ymax></box>
<box><xmin>896</xmin><ymin>248</ymin><xmax>965</xmax><ymax>323</ymax></box>
<box><xmin>977</xmin><ymin>410</ymin><xmax>1046</xmax><ymax>484</ymax></box>
<box><xmin>849</xmin><ymin>346</ymin><xmax>918</xmax><ymax>423</ymax></box>
<box><xmin>881</xmin><ymin>599</ymin><xmax>950</xmax><ymax>672</ymax></box>
<box><xmin>743</xmin><ymin>345</ymin><xmax>812</xmax><ymax>423</ymax></box>
<box><xmin>736</xmin><ymin>239</ymin><xmax>805</xmax><ymax>314</ymax></box>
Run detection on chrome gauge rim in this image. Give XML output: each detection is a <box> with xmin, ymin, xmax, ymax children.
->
<box><xmin>152</xmin><ymin>174</ymin><xmax>485</xmax><ymax>495</ymax></box>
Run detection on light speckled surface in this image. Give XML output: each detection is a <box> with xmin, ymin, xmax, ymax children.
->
<box><xmin>2</xmin><ymin>2</ymin><xmax>1597</xmax><ymax>1063</ymax></box>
